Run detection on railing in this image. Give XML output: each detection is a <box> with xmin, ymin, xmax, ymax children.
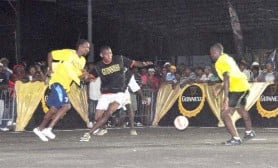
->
<box><xmin>137</xmin><ymin>88</ymin><xmax>157</xmax><ymax>126</ymax></box>
<box><xmin>0</xmin><ymin>86</ymin><xmax>16</xmax><ymax>129</ymax></box>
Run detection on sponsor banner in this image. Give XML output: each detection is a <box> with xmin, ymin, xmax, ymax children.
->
<box><xmin>256</xmin><ymin>83</ymin><xmax>278</xmax><ymax>118</ymax></box>
<box><xmin>178</xmin><ymin>84</ymin><xmax>205</xmax><ymax>117</ymax></box>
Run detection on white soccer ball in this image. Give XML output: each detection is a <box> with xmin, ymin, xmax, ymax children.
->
<box><xmin>174</xmin><ymin>115</ymin><xmax>189</xmax><ymax>131</ymax></box>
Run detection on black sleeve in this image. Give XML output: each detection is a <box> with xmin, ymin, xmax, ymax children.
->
<box><xmin>89</xmin><ymin>67</ymin><xmax>99</xmax><ymax>78</ymax></box>
<box><xmin>122</xmin><ymin>56</ymin><xmax>134</xmax><ymax>68</ymax></box>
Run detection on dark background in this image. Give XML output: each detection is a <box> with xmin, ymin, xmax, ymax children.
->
<box><xmin>1</xmin><ymin>0</ymin><xmax>278</xmax><ymax>66</ymax></box>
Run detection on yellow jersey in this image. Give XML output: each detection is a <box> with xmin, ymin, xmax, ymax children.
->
<box><xmin>49</xmin><ymin>49</ymin><xmax>86</xmax><ymax>92</ymax></box>
<box><xmin>215</xmin><ymin>53</ymin><xmax>250</xmax><ymax>92</ymax></box>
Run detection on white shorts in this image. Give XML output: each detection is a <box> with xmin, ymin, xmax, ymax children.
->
<box><xmin>96</xmin><ymin>92</ymin><xmax>126</xmax><ymax>110</ymax></box>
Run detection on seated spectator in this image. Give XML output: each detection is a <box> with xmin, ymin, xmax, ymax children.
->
<box><xmin>208</xmin><ymin>65</ymin><xmax>220</xmax><ymax>82</ymax></box>
<box><xmin>239</xmin><ymin>60</ymin><xmax>251</xmax><ymax>81</ymax></box>
<box><xmin>200</xmin><ymin>66</ymin><xmax>214</xmax><ymax>82</ymax></box>
<box><xmin>195</xmin><ymin>66</ymin><xmax>205</xmax><ymax>83</ymax></box>
<box><xmin>250</xmin><ymin>62</ymin><xmax>261</xmax><ymax>82</ymax></box>
<box><xmin>257</xmin><ymin>62</ymin><xmax>278</xmax><ymax>82</ymax></box>
<box><xmin>180</xmin><ymin>66</ymin><xmax>196</xmax><ymax>87</ymax></box>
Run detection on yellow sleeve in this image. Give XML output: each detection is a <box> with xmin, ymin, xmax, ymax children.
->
<box><xmin>216</xmin><ymin>58</ymin><xmax>232</xmax><ymax>76</ymax></box>
<box><xmin>51</xmin><ymin>49</ymin><xmax>73</xmax><ymax>61</ymax></box>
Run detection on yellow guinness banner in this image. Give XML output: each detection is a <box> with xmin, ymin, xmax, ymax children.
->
<box><xmin>178</xmin><ymin>84</ymin><xmax>205</xmax><ymax>117</ymax></box>
<box><xmin>256</xmin><ymin>83</ymin><xmax>278</xmax><ymax>118</ymax></box>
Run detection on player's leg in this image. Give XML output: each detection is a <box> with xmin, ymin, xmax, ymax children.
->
<box><xmin>38</xmin><ymin>106</ymin><xmax>57</xmax><ymax>130</ymax></box>
<box><xmin>33</xmin><ymin>106</ymin><xmax>57</xmax><ymax>141</ymax></box>
<box><xmin>237</xmin><ymin>91</ymin><xmax>255</xmax><ymax>141</ymax></box>
<box><xmin>221</xmin><ymin>92</ymin><xmax>241</xmax><ymax>145</ymax></box>
<box><xmin>80</xmin><ymin>102</ymin><xmax>120</xmax><ymax>141</ymax></box>
<box><xmin>42</xmin><ymin>83</ymin><xmax>70</xmax><ymax>140</ymax></box>
<box><xmin>126</xmin><ymin>104</ymin><xmax>137</xmax><ymax>135</ymax></box>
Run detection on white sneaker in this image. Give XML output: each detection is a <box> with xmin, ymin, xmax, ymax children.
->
<box><xmin>93</xmin><ymin>128</ymin><xmax>100</xmax><ymax>135</ymax></box>
<box><xmin>87</xmin><ymin>122</ymin><xmax>93</xmax><ymax>128</ymax></box>
<box><xmin>33</xmin><ymin>128</ymin><xmax>48</xmax><ymax>142</ymax></box>
<box><xmin>95</xmin><ymin>129</ymin><xmax>108</xmax><ymax>136</ymax></box>
<box><xmin>42</xmin><ymin>128</ymin><xmax>56</xmax><ymax>140</ymax></box>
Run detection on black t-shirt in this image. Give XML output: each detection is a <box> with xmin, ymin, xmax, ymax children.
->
<box><xmin>91</xmin><ymin>55</ymin><xmax>134</xmax><ymax>93</ymax></box>
<box><xmin>0</xmin><ymin>72</ymin><xmax>8</xmax><ymax>86</ymax></box>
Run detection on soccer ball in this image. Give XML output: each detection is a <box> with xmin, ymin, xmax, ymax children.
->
<box><xmin>174</xmin><ymin>115</ymin><xmax>189</xmax><ymax>131</ymax></box>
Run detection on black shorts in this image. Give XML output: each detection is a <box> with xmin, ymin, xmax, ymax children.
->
<box><xmin>228</xmin><ymin>91</ymin><xmax>249</xmax><ymax>108</ymax></box>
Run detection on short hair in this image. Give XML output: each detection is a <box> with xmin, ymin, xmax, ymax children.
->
<box><xmin>100</xmin><ymin>45</ymin><xmax>111</xmax><ymax>53</ymax></box>
<box><xmin>75</xmin><ymin>39</ymin><xmax>89</xmax><ymax>49</ymax></box>
<box><xmin>210</xmin><ymin>43</ymin><xmax>224</xmax><ymax>53</ymax></box>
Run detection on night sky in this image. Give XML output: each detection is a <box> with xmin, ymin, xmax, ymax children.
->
<box><xmin>1</xmin><ymin>0</ymin><xmax>278</xmax><ymax>67</ymax></box>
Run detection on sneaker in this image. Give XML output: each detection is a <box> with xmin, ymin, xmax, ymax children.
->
<box><xmin>93</xmin><ymin>128</ymin><xmax>100</xmax><ymax>135</ymax></box>
<box><xmin>95</xmin><ymin>129</ymin><xmax>108</xmax><ymax>136</ymax></box>
<box><xmin>33</xmin><ymin>127</ymin><xmax>48</xmax><ymax>142</ymax></box>
<box><xmin>0</xmin><ymin>127</ymin><xmax>9</xmax><ymax>132</ymax></box>
<box><xmin>42</xmin><ymin>128</ymin><xmax>56</xmax><ymax>140</ymax></box>
<box><xmin>136</xmin><ymin>122</ymin><xmax>143</xmax><ymax>127</ymax></box>
<box><xmin>223</xmin><ymin>137</ymin><xmax>242</xmax><ymax>146</ymax></box>
<box><xmin>87</xmin><ymin>122</ymin><xmax>93</xmax><ymax>129</ymax></box>
<box><xmin>80</xmin><ymin>132</ymin><xmax>91</xmax><ymax>142</ymax></box>
<box><xmin>243</xmin><ymin>130</ymin><xmax>256</xmax><ymax>141</ymax></box>
<box><xmin>130</xmin><ymin>129</ymin><xmax>138</xmax><ymax>136</ymax></box>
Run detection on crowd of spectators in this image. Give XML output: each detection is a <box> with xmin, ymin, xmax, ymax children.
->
<box><xmin>0</xmin><ymin>56</ymin><xmax>277</xmax><ymax>129</ymax></box>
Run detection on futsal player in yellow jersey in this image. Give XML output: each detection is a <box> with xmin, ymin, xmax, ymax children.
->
<box><xmin>210</xmin><ymin>43</ymin><xmax>255</xmax><ymax>145</ymax></box>
<box><xmin>33</xmin><ymin>39</ymin><xmax>90</xmax><ymax>142</ymax></box>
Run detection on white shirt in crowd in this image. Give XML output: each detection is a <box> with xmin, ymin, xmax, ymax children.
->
<box><xmin>89</xmin><ymin>77</ymin><xmax>101</xmax><ymax>101</ymax></box>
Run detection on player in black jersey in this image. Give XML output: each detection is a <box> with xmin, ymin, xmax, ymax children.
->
<box><xmin>80</xmin><ymin>46</ymin><xmax>152</xmax><ymax>141</ymax></box>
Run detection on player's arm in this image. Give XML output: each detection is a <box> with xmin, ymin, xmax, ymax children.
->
<box><xmin>222</xmin><ymin>72</ymin><xmax>230</xmax><ymax>110</ymax></box>
<box><xmin>132</xmin><ymin>61</ymin><xmax>153</xmax><ymax>68</ymax></box>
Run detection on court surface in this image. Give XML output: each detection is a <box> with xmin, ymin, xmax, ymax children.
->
<box><xmin>0</xmin><ymin>127</ymin><xmax>277</xmax><ymax>168</ymax></box>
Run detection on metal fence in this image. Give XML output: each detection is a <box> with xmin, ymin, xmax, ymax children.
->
<box><xmin>107</xmin><ymin>88</ymin><xmax>157</xmax><ymax>127</ymax></box>
<box><xmin>0</xmin><ymin>87</ymin><xmax>16</xmax><ymax>129</ymax></box>
<box><xmin>136</xmin><ymin>88</ymin><xmax>157</xmax><ymax>126</ymax></box>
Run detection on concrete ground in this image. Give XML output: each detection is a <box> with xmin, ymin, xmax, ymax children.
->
<box><xmin>0</xmin><ymin>127</ymin><xmax>277</xmax><ymax>168</ymax></box>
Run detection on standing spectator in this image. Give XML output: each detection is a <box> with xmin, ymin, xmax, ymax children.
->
<box><xmin>88</xmin><ymin>64</ymin><xmax>101</xmax><ymax>128</ymax></box>
<box><xmin>266</xmin><ymin>49</ymin><xmax>277</xmax><ymax>71</ymax></box>
<box><xmin>142</xmin><ymin>68</ymin><xmax>160</xmax><ymax>91</ymax></box>
<box><xmin>140</xmin><ymin>68</ymin><xmax>148</xmax><ymax>87</ymax></box>
<box><xmin>158</xmin><ymin>66</ymin><xmax>168</xmax><ymax>84</ymax></box>
<box><xmin>0</xmin><ymin>57</ymin><xmax>13</xmax><ymax>80</ymax></box>
<box><xmin>257</xmin><ymin>62</ymin><xmax>278</xmax><ymax>82</ymax></box>
<box><xmin>27</xmin><ymin>64</ymin><xmax>46</xmax><ymax>82</ymax></box>
<box><xmin>0</xmin><ymin>63</ymin><xmax>8</xmax><ymax>89</ymax></box>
